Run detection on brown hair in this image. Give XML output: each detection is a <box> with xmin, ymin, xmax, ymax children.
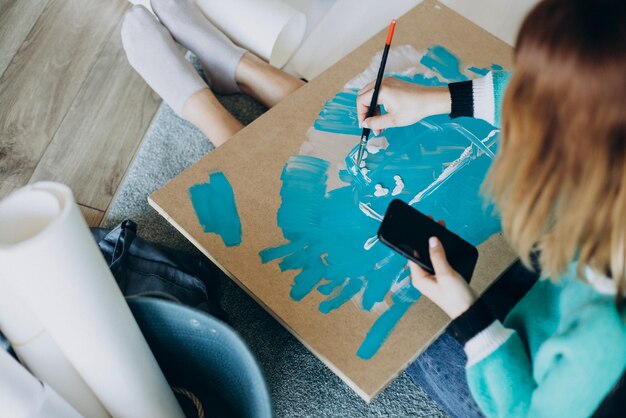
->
<box><xmin>485</xmin><ymin>0</ymin><xmax>626</xmax><ymax>295</ymax></box>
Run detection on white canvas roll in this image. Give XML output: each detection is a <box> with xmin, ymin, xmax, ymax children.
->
<box><xmin>194</xmin><ymin>0</ymin><xmax>306</xmax><ymax>67</ymax></box>
<box><xmin>0</xmin><ymin>182</ymin><xmax>184</xmax><ymax>418</ymax></box>
<box><xmin>0</xmin><ymin>281</ymin><xmax>109</xmax><ymax>417</ymax></box>
<box><xmin>0</xmin><ymin>347</ymin><xmax>82</xmax><ymax>418</ymax></box>
<box><xmin>289</xmin><ymin>0</ymin><xmax>422</xmax><ymax>80</ymax></box>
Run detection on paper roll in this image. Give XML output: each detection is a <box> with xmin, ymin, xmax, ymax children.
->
<box><xmin>289</xmin><ymin>0</ymin><xmax>421</xmax><ymax>80</ymax></box>
<box><xmin>194</xmin><ymin>0</ymin><xmax>306</xmax><ymax>67</ymax></box>
<box><xmin>0</xmin><ymin>281</ymin><xmax>109</xmax><ymax>417</ymax></box>
<box><xmin>0</xmin><ymin>348</ymin><xmax>82</xmax><ymax>418</ymax></box>
<box><xmin>0</xmin><ymin>182</ymin><xmax>184</xmax><ymax>418</ymax></box>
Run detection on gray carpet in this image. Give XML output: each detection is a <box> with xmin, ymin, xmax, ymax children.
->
<box><xmin>104</xmin><ymin>67</ymin><xmax>446</xmax><ymax>417</ymax></box>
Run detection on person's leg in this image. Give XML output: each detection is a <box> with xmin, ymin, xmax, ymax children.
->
<box><xmin>150</xmin><ymin>0</ymin><xmax>304</xmax><ymax>108</ymax></box>
<box><xmin>406</xmin><ymin>332</ymin><xmax>484</xmax><ymax>418</ymax></box>
<box><xmin>150</xmin><ymin>0</ymin><xmax>245</xmax><ymax>95</ymax></box>
<box><xmin>178</xmin><ymin>50</ymin><xmax>303</xmax><ymax>145</ymax></box>
<box><xmin>178</xmin><ymin>53</ymin><xmax>303</xmax><ymax>145</ymax></box>
<box><xmin>179</xmin><ymin>51</ymin><xmax>306</xmax><ymax>145</ymax></box>
<box><xmin>235</xmin><ymin>53</ymin><xmax>304</xmax><ymax>108</ymax></box>
<box><xmin>181</xmin><ymin>90</ymin><xmax>243</xmax><ymax>147</ymax></box>
<box><xmin>121</xmin><ymin>5</ymin><xmax>243</xmax><ymax>146</ymax></box>
<box><xmin>123</xmin><ymin>3</ymin><xmax>304</xmax><ymax>146</ymax></box>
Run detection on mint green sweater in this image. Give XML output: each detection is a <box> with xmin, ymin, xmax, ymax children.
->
<box><xmin>468</xmin><ymin>269</ymin><xmax>626</xmax><ymax>417</ymax></box>
<box><xmin>448</xmin><ymin>71</ymin><xmax>626</xmax><ymax>417</ymax></box>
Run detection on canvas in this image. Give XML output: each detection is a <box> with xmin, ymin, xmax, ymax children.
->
<box><xmin>150</xmin><ymin>0</ymin><xmax>516</xmax><ymax>401</ymax></box>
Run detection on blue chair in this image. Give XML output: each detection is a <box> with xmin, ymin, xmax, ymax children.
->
<box><xmin>128</xmin><ymin>297</ymin><xmax>272</xmax><ymax>418</ymax></box>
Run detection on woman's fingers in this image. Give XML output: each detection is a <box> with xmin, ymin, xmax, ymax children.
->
<box><xmin>408</xmin><ymin>258</ymin><xmax>429</xmax><ymax>279</ymax></box>
<box><xmin>363</xmin><ymin>112</ymin><xmax>395</xmax><ymax>133</ymax></box>
<box><xmin>357</xmin><ymin>78</ymin><xmax>392</xmax><ymax>127</ymax></box>
<box><xmin>408</xmin><ymin>261</ymin><xmax>437</xmax><ymax>293</ymax></box>
<box><xmin>428</xmin><ymin>237</ymin><xmax>453</xmax><ymax>276</ymax></box>
<box><xmin>357</xmin><ymin>88</ymin><xmax>375</xmax><ymax>127</ymax></box>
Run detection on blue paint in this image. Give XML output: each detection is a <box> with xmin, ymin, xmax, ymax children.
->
<box><xmin>189</xmin><ymin>172</ymin><xmax>242</xmax><ymax>247</ymax></box>
<box><xmin>314</xmin><ymin>90</ymin><xmax>362</xmax><ymax>136</ymax></box>
<box><xmin>468</xmin><ymin>63</ymin><xmax>505</xmax><ymax>76</ymax></box>
<box><xmin>357</xmin><ymin>284</ymin><xmax>420</xmax><ymax>359</ymax></box>
<box><xmin>467</xmin><ymin>66</ymin><xmax>489</xmax><ymax>76</ymax></box>
<box><xmin>419</xmin><ymin>45</ymin><xmax>468</xmax><ymax>81</ymax></box>
<box><xmin>261</xmin><ymin>45</ymin><xmax>504</xmax><ymax>359</ymax></box>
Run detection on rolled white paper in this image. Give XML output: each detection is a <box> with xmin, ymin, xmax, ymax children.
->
<box><xmin>0</xmin><ymin>347</ymin><xmax>82</xmax><ymax>418</ymax></box>
<box><xmin>289</xmin><ymin>0</ymin><xmax>421</xmax><ymax>80</ymax></box>
<box><xmin>0</xmin><ymin>281</ymin><xmax>110</xmax><ymax>417</ymax></box>
<box><xmin>194</xmin><ymin>0</ymin><xmax>307</xmax><ymax>67</ymax></box>
<box><xmin>0</xmin><ymin>182</ymin><xmax>184</xmax><ymax>418</ymax></box>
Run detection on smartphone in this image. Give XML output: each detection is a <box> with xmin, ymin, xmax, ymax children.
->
<box><xmin>378</xmin><ymin>199</ymin><xmax>478</xmax><ymax>282</ymax></box>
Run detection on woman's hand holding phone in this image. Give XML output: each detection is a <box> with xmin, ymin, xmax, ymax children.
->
<box><xmin>377</xmin><ymin>200</ymin><xmax>479</xmax><ymax>319</ymax></box>
<box><xmin>409</xmin><ymin>237</ymin><xmax>477</xmax><ymax>319</ymax></box>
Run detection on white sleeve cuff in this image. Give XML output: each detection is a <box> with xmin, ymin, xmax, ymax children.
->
<box><xmin>472</xmin><ymin>72</ymin><xmax>495</xmax><ymax>126</ymax></box>
<box><xmin>464</xmin><ymin>320</ymin><xmax>513</xmax><ymax>367</ymax></box>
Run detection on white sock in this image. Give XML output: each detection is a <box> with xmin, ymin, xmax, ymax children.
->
<box><xmin>150</xmin><ymin>0</ymin><xmax>246</xmax><ymax>94</ymax></box>
<box><xmin>121</xmin><ymin>5</ymin><xmax>207</xmax><ymax>116</ymax></box>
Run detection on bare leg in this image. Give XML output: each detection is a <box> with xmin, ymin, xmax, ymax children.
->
<box><xmin>181</xmin><ymin>53</ymin><xmax>304</xmax><ymax>144</ymax></box>
<box><xmin>182</xmin><ymin>89</ymin><xmax>244</xmax><ymax>147</ymax></box>
<box><xmin>124</xmin><ymin>3</ymin><xmax>304</xmax><ymax>146</ymax></box>
<box><xmin>235</xmin><ymin>53</ymin><xmax>305</xmax><ymax>108</ymax></box>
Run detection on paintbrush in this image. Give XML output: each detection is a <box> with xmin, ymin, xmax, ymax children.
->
<box><xmin>356</xmin><ymin>19</ymin><xmax>397</xmax><ymax>167</ymax></box>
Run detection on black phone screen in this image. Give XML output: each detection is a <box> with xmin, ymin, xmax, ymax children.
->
<box><xmin>377</xmin><ymin>199</ymin><xmax>478</xmax><ymax>282</ymax></box>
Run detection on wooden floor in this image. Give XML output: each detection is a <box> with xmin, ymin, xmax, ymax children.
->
<box><xmin>0</xmin><ymin>0</ymin><xmax>161</xmax><ymax>226</ymax></box>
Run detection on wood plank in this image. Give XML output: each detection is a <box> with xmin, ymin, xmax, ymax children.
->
<box><xmin>0</xmin><ymin>0</ymin><xmax>127</xmax><ymax>199</ymax></box>
<box><xmin>79</xmin><ymin>204</ymin><xmax>104</xmax><ymax>227</ymax></box>
<box><xmin>0</xmin><ymin>0</ymin><xmax>50</xmax><ymax>78</ymax></box>
<box><xmin>30</xmin><ymin>17</ymin><xmax>161</xmax><ymax>210</ymax></box>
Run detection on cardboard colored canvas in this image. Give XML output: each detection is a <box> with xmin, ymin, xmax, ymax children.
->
<box><xmin>150</xmin><ymin>0</ymin><xmax>516</xmax><ymax>402</ymax></box>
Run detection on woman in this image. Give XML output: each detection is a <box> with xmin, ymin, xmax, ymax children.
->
<box><xmin>357</xmin><ymin>0</ymin><xmax>626</xmax><ymax>416</ymax></box>
<box><xmin>123</xmin><ymin>0</ymin><xmax>625</xmax><ymax>415</ymax></box>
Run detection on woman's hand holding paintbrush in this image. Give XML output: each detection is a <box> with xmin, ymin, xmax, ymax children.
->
<box><xmin>357</xmin><ymin>78</ymin><xmax>452</xmax><ymax>136</ymax></box>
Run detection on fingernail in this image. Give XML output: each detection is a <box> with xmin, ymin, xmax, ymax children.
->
<box><xmin>362</xmin><ymin>121</ymin><xmax>369</xmax><ymax>129</ymax></box>
<box><xmin>429</xmin><ymin>237</ymin><xmax>438</xmax><ymax>248</ymax></box>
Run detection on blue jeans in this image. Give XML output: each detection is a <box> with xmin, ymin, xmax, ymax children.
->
<box><xmin>406</xmin><ymin>332</ymin><xmax>484</xmax><ymax>418</ymax></box>
<box><xmin>408</xmin><ymin>261</ymin><xmax>539</xmax><ymax>417</ymax></box>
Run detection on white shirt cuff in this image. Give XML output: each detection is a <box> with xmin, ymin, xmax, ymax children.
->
<box><xmin>464</xmin><ymin>320</ymin><xmax>513</xmax><ymax>367</ymax></box>
<box><xmin>472</xmin><ymin>72</ymin><xmax>495</xmax><ymax>126</ymax></box>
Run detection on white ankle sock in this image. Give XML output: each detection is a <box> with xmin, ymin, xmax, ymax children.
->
<box><xmin>150</xmin><ymin>0</ymin><xmax>246</xmax><ymax>94</ymax></box>
<box><xmin>121</xmin><ymin>5</ymin><xmax>207</xmax><ymax>116</ymax></box>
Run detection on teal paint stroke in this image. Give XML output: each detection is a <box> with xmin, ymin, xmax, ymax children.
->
<box><xmin>468</xmin><ymin>63</ymin><xmax>504</xmax><ymax>76</ymax></box>
<box><xmin>419</xmin><ymin>45</ymin><xmax>468</xmax><ymax>81</ymax></box>
<box><xmin>261</xmin><ymin>45</ymin><xmax>503</xmax><ymax>359</ymax></box>
<box><xmin>189</xmin><ymin>172</ymin><xmax>242</xmax><ymax>247</ymax></box>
